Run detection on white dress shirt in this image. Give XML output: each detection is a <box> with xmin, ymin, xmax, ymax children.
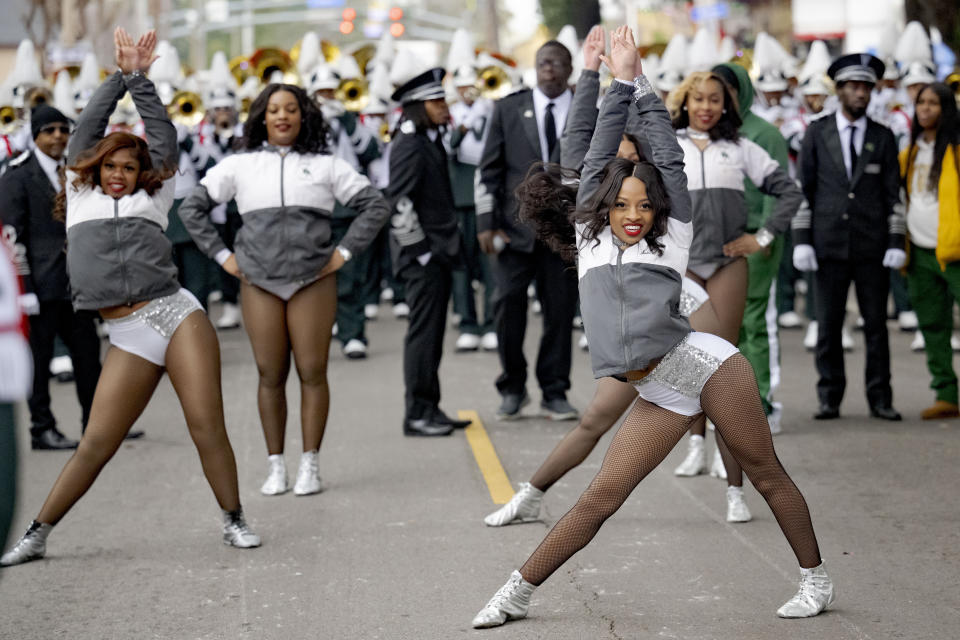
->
<box><xmin>532</xmin><ymin>87</ymin><xmax>572</xmax><ymax>162</ymax></box>
<box><xmin>33</xmin><ymin>147</ymin><xmax>64</xmax><ymax>192</ymax></box>
<box><xmin>835</xmin><ymin>110</ymin><xmax>867</xmax><ymax>177</ymax></box>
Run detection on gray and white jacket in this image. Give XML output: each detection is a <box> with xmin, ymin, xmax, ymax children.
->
<box><xmin>64</xmin><ymin>71</ymin><xmax>180</xmax><ymax>310</ymax></box>
<box><xmin>577</xmin><ymin>79</ymin><xmax>693</xmax><ymax>378</ymax></box>
<box><xmin>677</xmin><ymin>130</ymin><xmax>801</xmax><ymax>270</ymax></box>
<box><xmin>178</xmin><ymin>146</ymin><xmax>390</xmax><ymax>290</ymax></box>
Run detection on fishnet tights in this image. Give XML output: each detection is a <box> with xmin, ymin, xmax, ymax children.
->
<box><xmin>519</xmin><ymin>353</ymin><xmax>821</xmax><ymax>585</ymax></box>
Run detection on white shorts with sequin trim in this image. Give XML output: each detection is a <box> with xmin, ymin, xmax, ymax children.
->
<box><xmin>105</xmin><ymin>289</ymin><xmax>203</xmax><ymax>366</ymax></box>
<box><xmin>633</xmin><ymin>331</ymin><xmax>739</xmax><ymax>416</ymax></box>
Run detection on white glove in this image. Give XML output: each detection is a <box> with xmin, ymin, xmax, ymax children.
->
<box><xmin>793</xmin><ymin>244</ymin><xmax>819</xmax><ymax>272</ymax></box>
<box><xmin>882</xmin><ymin>248</ymin><xmax>906</xmax><ymax>269</ymax></box>
<box><xmin>18</xmin><ymin>293</ymin><xmax>39</xmax><ymax>316</ymax></box>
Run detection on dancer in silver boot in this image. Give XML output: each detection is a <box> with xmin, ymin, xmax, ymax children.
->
<box><xmin>777</xmin><ymin>563</ymin><xmax>836</xmax><ymax>617</ymax></box>
<box><xmin>472</xmin><ymin>570</ymin><xmax>537</xmax><ymax>628</ymax></box>
<box><xmin>222</xmin><ymin>509</ymin><xmax>261</xmax><ymax>548</ymax></box>
<box><xmin>0</xmin><ymin>522</ymin><xmax>52</xmax><ymax>566</ymax></box>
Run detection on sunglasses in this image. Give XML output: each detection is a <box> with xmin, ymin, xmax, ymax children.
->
<box><xmin>39</xmin><ymin>124</ymin><xmax>70</xmax><ymax>135</ymax></box>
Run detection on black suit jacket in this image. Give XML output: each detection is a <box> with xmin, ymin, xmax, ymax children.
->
<box><xmin>796</xmin><ymin>114</ymin><xmax>904</xmax><ymax>261</ymax></box>
<box><xmin>0</xmin><ymin>151</ymin><xmax>70</xmax><ymax>300</ymax></box>
<box><xmin>476</xmin><ymin>89</ymin><xmax>564</xmax><ymax>253</ymax></box>
<box><xmin>384</xmin><ymin>127</ymin><xmax>461</xmax><ymax>275</ymax></box>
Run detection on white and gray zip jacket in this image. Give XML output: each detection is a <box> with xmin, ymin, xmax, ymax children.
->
<box><xmin>64</xmin><ymin>71</ymin><xmax>180</xmax><ymax>310</ymax></box>
<box><xmin>178</xmin><ymin>147</ymin><xmax>390</xmax><ymax>289</ymax></box>
<box><xmin>577</xmin><ymin>78</ymin><xmax>693</xmax><ymax>378</ymax></box>
<box><xmin>676</xmin><ymin>130</ymin><xmax>801</xmax><ymax>270</ymax></box>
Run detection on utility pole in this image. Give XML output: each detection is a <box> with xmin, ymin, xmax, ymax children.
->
<box><xmin>482</xmin><ymin>0</ymin><xmax>500</xmax><ymax>51</ymax></box>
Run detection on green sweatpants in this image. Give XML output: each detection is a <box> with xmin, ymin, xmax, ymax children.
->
<box><xmin>738</xmin><ymin>236</ymin><xmax>784</xmax><ymax>415</ymax></box>
<box><xmin>907</xmin><ymin>245</ymin><xmax>960</xmax><ymax>404</ymax></box>
<box><xmin>331</xmin><ymin>217</ymin><xmax>374</xmax><ymax>346</ymax></box>
<box><xmin>0</xmin><ymin>403</ymin><xmax>17</xmax><ymax>551</ymax></box>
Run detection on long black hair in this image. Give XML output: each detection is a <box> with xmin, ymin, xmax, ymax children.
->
<box><xmin>240</xmin><ymin>84</ymin><xmax>330</xmax><ymax>154</ymax></box>
<box><xmin>905</xmin><ymin>82</ymin><xmax>960</xmax><ymax>195</ymax></box>
<box><xmin>668</xmin><ymin>71</ymin><xmax>742</xmax><ymax>142</ymax></box>
<box><xmin>396</xmin><ymin>101</ymin><xmax>445</xmax><ymax>136</ymax></box>
<box><xmin>516</xmin><ymin>158</ymin><xmax>672</xmax><ymax>262</ymax></box>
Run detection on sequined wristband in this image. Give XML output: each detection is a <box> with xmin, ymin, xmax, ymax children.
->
<box><xmin>632</xmin><ymin>75</ymin><xmax>655</xmax><ymax>101</ymax></box>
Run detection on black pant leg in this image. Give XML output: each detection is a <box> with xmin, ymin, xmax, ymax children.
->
<box><xmin>400</xmin><ymin>260</ymin><xmax>452</xmax><ymax>420</ymax></box>
<box><xmin>215</xmin><ymin>212</ymin><xmax>243</xmax><ymax>305</ymax></box>
<box><xmin>814</xmin><ymin>260</ymin><xmax>852</xmax><ymax>407</ymax></box>
<box><xmin>58</xmin><ymin>304</ymin><xmax>102</xmax><ymax>430</ymax></box>
<box><xmin>533</xmin><ymin>243</ymin><xmax>578</xmax><ymax>401</ymax></box>
<box><xmin>854</xmin><ymin>259</ymin><xmax>893</xmax><ymax>407</ymax></box>
<box><xmin>491</xmin><ymin>247</ymin><xmax>537</xmax><ymax>396</ymax></box>
<box><xmin>26</xmin><ymin>304</ymin><xmax>58</xmax><ymax>434</ymax></box>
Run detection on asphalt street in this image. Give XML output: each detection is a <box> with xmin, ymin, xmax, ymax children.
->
<box><xmin>1</xmin><ymin>301</ymin><xmax>958</xmax><ymax>639</ymax></box>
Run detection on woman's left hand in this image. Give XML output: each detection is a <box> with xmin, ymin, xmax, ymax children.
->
<box><xmin>115</xmin><ymin>27</ymin><xmax>159</xmax><ymax>74</ymax></box>
<box><xmin>723</xmin><ymin>233</ymin><xmax>763</xmax><ymax>257</ymax></box>
<box><xmin>318</xmin><ymin>249</ymin><xmax>345</xmax><ymax>279</ymax></box>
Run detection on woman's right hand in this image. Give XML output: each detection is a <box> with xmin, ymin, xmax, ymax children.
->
<box><xmin>600</xmin><ymin>26</ymin><xmax>641</xmax><ymax>83</ymax></box>
<box><xmin>114</xmin><ymin>27</ymin><xmax>159</xmax><ymax>74</ymax></box>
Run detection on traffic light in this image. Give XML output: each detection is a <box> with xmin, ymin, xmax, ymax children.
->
<box><xmin>389</xmin><ymin>6</ymin><xmax>404</xmax><ymax>37</ymax></box>
<box><xmin>340</xmin><ymin>7</ymin><xmax>356</xmax><ymax>35</ymax></box>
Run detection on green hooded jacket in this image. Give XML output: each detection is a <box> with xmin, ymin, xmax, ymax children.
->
<box><xmin>715</xmin><ymin>63</ymin><xmax>789</xmax><ymax>231</ymax></box>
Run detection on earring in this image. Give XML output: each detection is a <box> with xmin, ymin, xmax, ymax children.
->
<box><xmin>682</xmin><ymin>105</ymin><xmax>687</xmax><ymax>111</ymax></box>
<box><xmin>722</xmin><ymin>109</ymin><xmax>727</xmax><ymax>114</ymax></box>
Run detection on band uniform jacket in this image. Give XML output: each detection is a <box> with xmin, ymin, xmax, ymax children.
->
<box><xmin>0</xmin><ymin>151</ymin><xmax>70</xmax><ymax>301</ymax></box>
<box><xmin>384</xmin><ymin>124</ymin><xmax>461</xmax><ymax>275</ymax></box>
<box><xmin>794</xmin><ymin>115</ymin><xmax>905</xmax><ymax>261</ymax></box>
<box><xmin>476</xmin><ymin>89</ymin><xmax>563</xmax><ymax>253</ymax></box>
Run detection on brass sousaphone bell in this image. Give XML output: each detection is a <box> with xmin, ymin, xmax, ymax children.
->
<box><xmin>336</xmin><ymin>78</ymin><xmax>369</xmax><ymax>112</ymax></box>
<box><xmin>0</xmin><ymin>105</ymin><xmax>19</xmax><ymax>135</ymax></box>
<box><xmin>168</xmin><ymin>90</ymin><xmax>205</xmax><ymax>127</ymax></box>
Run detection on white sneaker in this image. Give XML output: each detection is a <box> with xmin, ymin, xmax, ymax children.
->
<box><xmin>260</xmin><ymin>454</ymin><xmax>288</xmax><ymax>496</ymax></box>
<box><xmin>953</xmin><ymin>334</ymin><xmax>960</xmax><ymax>351</ymax></box>
<box><xmin>49</xmin><ymin>355</ymin><xmax>73</xmax><ymax>377</ymax></box>
<box><xmin>531</xmin><ymin>300</ymin><xmax>542</xmax><ymax>314</ymax></box>
<box><xmin>472</xmin><ymin>570</ymin><xmax>537</xmax><ymax>628</ymax></box>
<box><xmin>578</xmin><ymin>333</ymin><xmax>589</xmax><ymax>351</ymax></box>
<box><xmin>573</xmin><ymin>315</ymin><xmax>583</xmax><ymax>328</ymax></box>
<box><xmin>768</xmin><ymin>402</ymin><xmax>783</xmax><ymax>435</ymax></box>
<box><xmin>343</xmin><ymin>339</ymin><xmax>367</xmax><ymax>359</ymax></box>
<box><xmin>778</xmin><ymin>311</ymin><xmax>803</xmax><ymax>329</ymax></box>
<box><xmin>0</xmin><ymin>522</ymin><xmax>52</xmax><ymax>566</ymax></box>
<box><xmin>709</xmin><ymin>448</ymin><xmax>727</xmax><ymax>479</ymax></box>
<box><xmin>842</xmin><ymin>326</ymin><xmax>855</xmax><ymax>351</ymax></box>
<box><xmin>208</xmin><ymin>290</ymin><xmax>223</xmax><ymax>303</ymax></box>
<box><xmin>380</xmin><ymin>287</ymin><xmax>394</xmax><ymax>302</ymax></box>
<box><xmin>216</xmin><ymin>303</ymin><xmax>242</xmax><ymax>329</ymax></box>
<box><xmin>480</xmin><ymin>332</ymin><xmax>498</xmax><ymax>351</ymax></box>
<box><xmin>726</xmin><ymin>485</ymin><xmax>752</xmax><ymax>523</ymax></box>
<box><xmin>293</xmin><ymin>450</ymin><xmax>321</xmax><ymax>496</ymax></box>
<box><xmin>803</xmin><ymin>321</ymin><xmax>818</xmax><ymax>351</ymax></box>
<box><xmin>483</xmin><ymin>482</ymin><xmax>543</xmax><ymax>526</ymax></box>
<box><xmin>456</xmin><ymin>333</ymin><xmax>481</xmax><ymax>351</ymax></box>
<box><xmin>222</xmin><ymin>509</ymin><xmax>261</xmax><ymax>548</ymax></box>
<box><xmin>911</xmin><ymin>331</ymin><xmax>925</xmax><ymax>352</ymax></box>
<box><xmin>364</xmin><ymin>303</ymin><xmax>379</xmax><ymax>320</ymax></box>
<box><xmin>674</xmin><ymin>434</ymin><xmax>707</xmax><ymax>477</ymax></box>
<box><xmin>898</xmin><ymin>310</ymin><xmax>918</xmax><ymax>331</ymax></box>
<box><xmin>777</xmin><ymin>562</ymin><xmax>835</xmax><ymax>618</ymax></box>
<box><xmin>392</xmin><ymin>302</ymin><xmax>410</xmax><ymax>318</ymax></box>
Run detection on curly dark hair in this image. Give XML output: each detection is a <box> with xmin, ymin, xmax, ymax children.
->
<box><xmin>668</xmin><ymin>71</ymin><xmax>741</xmax><ymax>142</ymax></box>
<box><xmin>240</xmin><ymin>84</ymin><xmax>330</xmax><ymax>154</ymax></box>
<box><xmin>53</xmin><ymin>132</ymin><xmax>172</xmax><ymax>221</ymax></box>
<box><xmin>905</xmin><ymin>83</ymin><xmax>960</xmax><ymax>195</ymax></box>
<box><xmin>516</xmin><ymin>158</ymin><xmax>672</xmax><ymax>263</ymax></box>
<box><xmin>574</xmin><ymin>158</ymin><xmax>671</xmax><ymax>257</ymax></box>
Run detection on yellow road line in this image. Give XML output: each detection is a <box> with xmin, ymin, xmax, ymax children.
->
<box><xmin>459</xmin><ymin>410</ymin><xmax>514</xmax><ymax>504</ymax></box>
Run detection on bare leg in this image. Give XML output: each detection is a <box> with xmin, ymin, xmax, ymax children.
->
<box><xmin>520</xmin><ymin>399</ymin><xmax>697</xmax><ymax>585</ymax></box>
<box><xmin>286</xmin><ymin>275</ymin><xmax>337</xmax><ymax>452</ymax></box>
<box><xmin>165</xmin><ymin>310</ymin><xmax>240</xmax><ymax>511</ymax></box>
<box><xmin>529</xmin><ymin>377</ymin><xmax>638</xmax><ymax>491</ymax></box>
<box><xmin>37</xmin><ymin>348</ymin><xmax>163</xmax><ymax>525</ymax></box>
<box><xmin>241</xmin><ymin>282</ymin><xmax>291</xmax><ymax>455</ymax></box>
<box><xmin>702</xmin><ymin>354</ymin><xmax>821</xmax><ymax>568</ymax></box>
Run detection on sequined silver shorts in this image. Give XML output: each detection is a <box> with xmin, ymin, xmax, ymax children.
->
<box><xmin>105</xmin><ymin>289</ymin><xmax>203</xmax><ymax>366</ymax></box>
<box><xmin>632</xmin><ymin>332</ymin><xmax>739</xmax><ymax>416</ymax></box>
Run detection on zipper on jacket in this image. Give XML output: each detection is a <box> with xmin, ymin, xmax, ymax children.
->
<box><xmin>698</xmin><ymin>145</ymin><xmax>707</xmax><ymax>190</ymax></box>
<box><xmin>617</xmin><ymin>248</ymin><xmax>629</xmax><ymax>368</ymax></box>
<box><xmin>113</xmin><ymin>199</ymin><xmax>132</xmax><ymax>304</ymax></box>
<box><xmin>279</xmin><ymin>152</ymin><xmax>287</xmax><ymax>273</ymax></box>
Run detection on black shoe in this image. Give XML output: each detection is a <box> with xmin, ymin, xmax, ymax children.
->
<box><xmin>870</xmin><ymin>405</ymin><xmax>902</xmax><ymax>421</ymax></box>
<box><xmin>814</xmin><ymin>404</ymin><xmax>840</xmax><ymax>420</ymax></box>
<box><xmin>432</xmin><ymin>409</ymin><xmax>472</xmax><ymax>429</ymax></box>
<box><xmin>31</xmin><ymin>428</ymin><xmax>79</xmax><ymax>450</ymax></box>
<box><xmin>496</xmin><ymin>392</ymin><xmax>530</xmax><ymax>421</ymax></box>
<box><xmin>403</xmin><ymin>419</ymin><xmax>454</xmax><ymax>437</ymax></box>
<box><xmin>125</xmin><ymin>430</ymin><xmax>145</xmax><ymax>440</ymax></box>
<box><xmin>540</xmin><ymin>397</ymin><xmax>579</xmax><ymax>421</ymax></box>
<box><xmin>54</xmin><ymin>371</ymin><xmax>75</xmax><ymax>383</ymax></box>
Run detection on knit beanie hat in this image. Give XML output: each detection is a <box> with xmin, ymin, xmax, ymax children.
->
<box><xmin>31</xmin><ymin>105</ymin><xmax>69</xmax><ymax>140</ymax></box>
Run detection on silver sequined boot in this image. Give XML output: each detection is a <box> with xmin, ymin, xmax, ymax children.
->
<box><xmin>472</xmin><ymin>570</ymin><xmax>537</xmax><ymax>628</ymax></box>
<box><xmin>1</xmin><ymin>521</ymin><xmax>53</xmax><ymax>567</ymax></box>
<box><xmin>222</xmin><ymin>508</ymin><xmax>261</xmax><ymax>548</ymax></box>
<box><xmin>777</xmin><ymin>562</ymin><xmax>835</xmax><ymax>618</ymax></box>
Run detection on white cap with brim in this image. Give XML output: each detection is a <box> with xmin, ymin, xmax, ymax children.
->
<box><xmin>800</xmin><ymin>74</ymin><xmax>833</xmax><ymax>96</ymax></box>
<box><xmin>756</xmin><ymin>68</ymin><xmax>789</xmax><ymax>92</ymax></box>
<box><xmin>453</xmin><ymin>65</ymin><xmax>478</xmax><ymax>88</ymax></box>
<box><xmin>391</xmin><ymin>67</ymin><xmax>446</xmax><ymax>104</ymax></box>
<box><xmin>900</xmin><ymin>61</ymin><xmax>936</xmax><ymax>87</ymax></box>
<box><xmin>308</xmin><ymin>63</ymin><xmax>340</xmax><ymax>93</ymax></box>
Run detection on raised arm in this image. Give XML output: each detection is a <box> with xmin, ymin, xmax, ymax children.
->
<box><xmin>560</xmin><ymin>25</ymin><xmax>605</xmax><ymax>171</ymax></box>
<box><xmin>66</xmin><ymin>73</ymin><xmax>125</xmax><ymax>165</ymax></box>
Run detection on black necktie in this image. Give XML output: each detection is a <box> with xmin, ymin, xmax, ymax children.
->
<box><xmin>544</xmin><ymin>102</ymin><xmax>557</xmax><ymax>160</ymax></box>
<box><xmin>847</xmin><ymin>124</ymin><xmax>858</xmax><ymax>178</ymax></box>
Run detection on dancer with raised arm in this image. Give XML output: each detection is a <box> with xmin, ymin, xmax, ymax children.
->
<box><xmin>2</xmin><ymin>28</ymin><xmax>259</xmax><ymax>567</ymax></box>
<box><xmin>472</xmin><ymin>27</ymin><xmax>832</xmax><ymax>628</ymax></box>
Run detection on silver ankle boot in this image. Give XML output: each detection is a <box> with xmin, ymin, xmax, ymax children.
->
<box><xmin>483</xmin><ymin>483</ymin><xmax>543</xmax><ymax>526</ymax></box>
<box><xmin>777</xmin><ymin>562</ymin><xmax>835</xmax><ymax>618</ymax></box>
<box><xmin>472</xmin><ymin>570</ymin><xmax>537</xmax><ymax>628</ymax></box>
<box><xmin>222</xmin><ymin>508</ymin><xmax>261</xmax><ymax>549</ymax></box>
<box><xmin>1</xmin><ymin>521</ymin><xmax>53</xmax><ymax>567</ymax></box>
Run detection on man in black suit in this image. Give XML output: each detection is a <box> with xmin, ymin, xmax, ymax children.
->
<box><xmin>476</xmin><ymin>41</ymin><xmax>579</xmax><ymax>421</ymax></box>
<box><xmin>386</xmin><ymin>68</ymin><xmax>471</xmax><ymax>436</ymax></box>
<box><xmin>792</xmin><ymin>54</ymin><xmax>905</xmax><ymax>421</ymax></box>
<box><xmin>0</xmin><ymin>105</ymin><xmax>103</xmax><ymax>448</ymax></box>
